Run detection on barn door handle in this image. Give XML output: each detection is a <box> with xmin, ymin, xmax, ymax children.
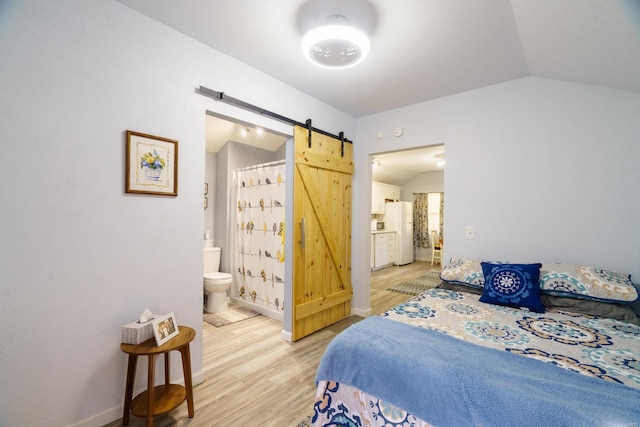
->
<box><xmin>300</xmin><ymin>218</ymin><xmax>306</xmax><ymax>249</ymax></box>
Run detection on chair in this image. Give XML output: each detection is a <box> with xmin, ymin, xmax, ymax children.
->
<box><xmin>430</xmin><ymin>230</ymin><xmax>442</xmax><ymax>265</ymax></box>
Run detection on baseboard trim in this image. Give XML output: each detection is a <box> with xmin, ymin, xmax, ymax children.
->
<box><xmin>66</xmin><ymin>370</ymin><xmax>205</xmax><ymax>427</ymax></box>
<box><xmin>280</xmin><ymin>329</ymin><xmax>292</xmax><ymax>342</ymax></box>
<box><xmin>231</xmin><ymin>297</ymin><xmax>284</xmax><ymax>322</ymax></box>
<box><xmin>351</xmin><ymin>306</ymin><xmax>372</xmax><ymax>317</ymax></box>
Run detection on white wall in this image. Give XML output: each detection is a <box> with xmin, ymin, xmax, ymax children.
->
<box><xmin>401</xmin><ymin>170</ymin><xmax>445</xmax><ymax>200</ymax></box>
<box><xmin>0</xmin><ymin>1</ymin><xmax>354</xmax><ymax>426</ymax></box>
<box><xmin>352</xmin><ymin>77</ymin><xmax>640</xmax><ymax>315</ymax></box>
<box><xmin>204</xmin><ymin>151</ymin><xmax>217</xmax><ymax>242</ymax></box>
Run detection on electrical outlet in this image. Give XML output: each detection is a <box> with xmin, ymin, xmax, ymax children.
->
<box><xmin>465</xmin><ymin>226</ymin><xmax>475</xmax><ymax>240</ymax></box>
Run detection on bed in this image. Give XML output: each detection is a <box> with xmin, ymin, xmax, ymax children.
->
<box><xmin>312</xmin><ymin>259</ymin><xmax>640</xmax><ymax>426</ymax></box>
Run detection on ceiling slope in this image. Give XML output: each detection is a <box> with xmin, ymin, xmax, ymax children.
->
<box><xmin>116</xmin><ymin>0</ymin><xmax>640</xmax><ymax>117</ymax></box>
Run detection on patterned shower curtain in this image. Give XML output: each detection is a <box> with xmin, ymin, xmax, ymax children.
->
<box><xmin>233</xmin><ymin>161</ymin><xmax>286</xmax><ymax>315</ymax></box>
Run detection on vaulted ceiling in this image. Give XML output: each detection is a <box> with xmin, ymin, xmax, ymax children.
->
<box><xmin>116</xmin><ymin>0</ymin><xmax>640</xmax><ymax>185</ymax></box>
<box><xmin>117</xmin><ymin>0</ymin><xmax>640</xmax><ymax>118</ymax></box>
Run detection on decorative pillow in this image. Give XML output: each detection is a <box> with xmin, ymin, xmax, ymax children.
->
<box><xmin>539</xmin><ymin>263</ymin><xmax>638</xmax><ymax>303</ymax></box>
<box><xmin>440</xmin><ymin>258</ymin><xmax>485</xmax><ymax>289</ymax></box>
<box><xmin>480</xmin><ymin>262</ymin><xmax>545</xmax><ymax>313</ymax></box>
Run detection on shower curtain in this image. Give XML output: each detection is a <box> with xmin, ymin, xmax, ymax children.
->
<box><xmin>232</xmin><ymin>161</ymin><xmax>286</xmax><ymax>316</ymax></box>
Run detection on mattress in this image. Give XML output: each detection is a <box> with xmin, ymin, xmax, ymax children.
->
<box><xmin>313</xmin><ymin>287</ymin><xmax>640</xmax><ymax>426</ymax></box>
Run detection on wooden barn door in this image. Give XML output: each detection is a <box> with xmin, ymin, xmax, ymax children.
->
<box><xmin>291</xmin><ymin>125</ymin><xmax>353</xmax><ymax>341</ymax></box>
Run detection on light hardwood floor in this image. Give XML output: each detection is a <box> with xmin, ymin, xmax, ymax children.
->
<box><xmin>105</xmin><ymin>261</ymin><xmax>439</xmax><ymax>427</ymax></box>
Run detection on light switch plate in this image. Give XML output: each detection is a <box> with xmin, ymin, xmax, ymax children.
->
<box><xmin>465</xmin><ymin>226</ymin><xmax>475</xmax><ymax>240</ymax></box>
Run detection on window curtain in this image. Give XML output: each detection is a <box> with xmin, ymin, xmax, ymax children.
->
<box><xmin>413</xmin><ymin>193</ymin><xmax>430</xmax><ymax>248</ymax></box>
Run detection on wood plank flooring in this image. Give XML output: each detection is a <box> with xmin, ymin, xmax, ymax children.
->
<box><xmin>105</xmin><ymin>261</ymin><xmax>439</xmax><ymax>427</ymax></box>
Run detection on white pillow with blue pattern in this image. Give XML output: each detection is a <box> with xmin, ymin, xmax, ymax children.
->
<box><xmin>540</xmin><ymin>263</ymin><xmax>638</xmax><ymax>303</ymax></box>
<box><xmin>440</xmin><ymin>258</ymin><xmax>486</xmax><ymax>289</ymax></box>
<box><xmin>440</xmin><ymin>258</ymin><xmax>639</xmax><ymax>303</ymax></box>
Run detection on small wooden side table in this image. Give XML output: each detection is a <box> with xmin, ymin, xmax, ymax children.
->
<box><xmin>121</xmin><ymin>325</ymin><xmax>195</xmax><ymax>427</ymax></box>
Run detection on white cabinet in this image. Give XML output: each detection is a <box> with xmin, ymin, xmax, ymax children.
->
<box><xmin>371</xmin><ymin>182</ymin><xmax>385</xmax><ymax>214</ymax></box>
<box><xmin>374</xmin><ymin>234</ymin><xmax>387</xmax><ymax>267</ymax></box>
<box><xmin>371</xmin><ymin>182</ymin><xmax>401</xmax><ymax>214</ymax></box>
<box><xmin>383</xmin><ymin>185</ymin><xmax>400</xmax><ymax>202</ymax></box>
<box><xmin>385</xmin><ymin>232</ymin><xmax>396</xmax><ymax>265</ymax></box>
<box><xmin>371</xmin><ymin>234</ymin><xmax>375</xmax><ymax>269</ymax></box>
<box><xmin>372</xmin><ymin>232</ymin><xmax>396</xmax><ymax>270</ymax></box>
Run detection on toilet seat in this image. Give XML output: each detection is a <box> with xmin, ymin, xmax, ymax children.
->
<box><xmin>204</xmin><ymin>272</ymin><xmax>232</xmax><ymax>284</ymax></box>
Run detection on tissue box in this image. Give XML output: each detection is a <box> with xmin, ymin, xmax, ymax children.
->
<box><xmin>121</xmin><ymin>316</ymin><xmax>158</xmax><ymax>344</ymax></box>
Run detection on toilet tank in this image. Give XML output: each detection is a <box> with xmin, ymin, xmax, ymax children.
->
<box><xmin>203</xmin><ymin>247</ymin><xmax>221</xmax><ymax>273</ymax></box>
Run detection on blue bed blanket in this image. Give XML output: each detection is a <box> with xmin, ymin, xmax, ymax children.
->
<box><xmin>315</xmin><ymin>316</ymin><xmax>640</xmax><ymax>427</ymax></box>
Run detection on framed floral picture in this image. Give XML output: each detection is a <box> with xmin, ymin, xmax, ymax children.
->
<box><xmin>126</xmin><ymin>130</ymin><xmax>178</xmax><ymax>196</ymax></box>
<box><xmin>151</xmin><ymin>312</ymin><xmax>179</xmax><ymax>346</ymax></box>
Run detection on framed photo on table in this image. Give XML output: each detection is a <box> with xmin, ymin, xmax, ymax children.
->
<box><xmin>125</xmin><ymin>130</ymin><xmax>178</xmax><ymax>196</ymax></box>
<box><xmin>151</xmin><ymin>312</ymin><xmax>179</xmax><ymax>346</ymax></box>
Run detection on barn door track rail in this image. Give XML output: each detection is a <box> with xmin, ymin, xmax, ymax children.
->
<box><xmin>198</xmin><ymin>85</ymin><xmax>351</xmax><ymax>154</ymax></box>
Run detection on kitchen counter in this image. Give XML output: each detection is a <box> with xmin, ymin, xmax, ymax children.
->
<box><xmin>371</xmin><ymin>230</ymin><xmax>395</xmax><ymax>234</ymax></box>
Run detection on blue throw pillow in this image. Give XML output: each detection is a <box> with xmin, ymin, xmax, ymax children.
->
<box><xmin>480</xmin><ymin>262</ymin><xmax>545</xmax><ymax>313</ymax></box>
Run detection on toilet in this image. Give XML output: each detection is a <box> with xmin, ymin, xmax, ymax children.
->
<box><xmin>203</xmin><ymin>247</ymin><xmax>233</xmax><ymax>313</ymax></box>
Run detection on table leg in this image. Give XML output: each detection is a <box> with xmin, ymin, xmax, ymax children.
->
<box><xmin>164</xmin><ymin>351</ymin><xmax>170</xmax><ymax>386</ymax></box>
<box><xmin>122</xmin><ymin>354</ymin><xmax>138</xmax><ymax>426</ymax></box>
<box><xmin>146</xmin><ymin>354</ymin><xmax>157</xmax><ymax>427</ymax></box>
<box><xmin>179</xmin><ymin>344</ymin><xmax>195</xmax><ymax>418</ymax></box>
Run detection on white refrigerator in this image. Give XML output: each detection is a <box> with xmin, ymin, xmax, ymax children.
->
<box><xmin>384</xmin><ymin>201</ymin><xmax>414</xmax><ymax>265</ymax></box>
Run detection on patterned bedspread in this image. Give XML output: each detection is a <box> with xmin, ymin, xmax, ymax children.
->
<box><xmin>312</xmin><ymin>288</ymin><xmax>640</xmax><ymax>427</ymax></box>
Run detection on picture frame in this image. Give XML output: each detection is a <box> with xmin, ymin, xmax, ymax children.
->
<box><xmin>126</xmin><ymin>130</ymin><xmax>178</xmax><ymax>196</ymax></box>
<box><xmin>151</xmin><ymin>312</ymin><xmax>179</xmax><ymax>346</ymax></box>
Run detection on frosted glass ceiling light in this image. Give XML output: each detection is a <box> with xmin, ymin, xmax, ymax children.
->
<box><xmin>302</xmin><ymin>16</ymin><xmax>370</xmax><ymax>69</ymax></box>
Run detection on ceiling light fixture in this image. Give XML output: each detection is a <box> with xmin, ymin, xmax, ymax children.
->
<box><xmin>436</xmin><ymin>159</ymin><xmax>446</xmax><ymax>168</ymax></box>
<box><xmin>301</xmin><ymin>15</ymin><xmax>370</xmax><ymax>69</ymax></box>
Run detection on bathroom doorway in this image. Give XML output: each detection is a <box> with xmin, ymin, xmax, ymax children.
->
<box><xmin>204</xmin><ymin>109</ymin><xmax>356</xmax><ymax>342</ymax></box>
<box><xmin>204</xmin><ymin>112</ymin><xmax>291</xmax><ymax>322</ymax></box>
